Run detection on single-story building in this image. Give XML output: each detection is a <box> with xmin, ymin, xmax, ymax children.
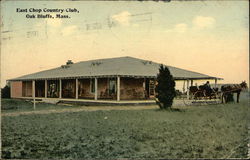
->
<box><xmin>8</xmin><ymin>56</ymin><xmax>222</xmax><ymax>103</ymax></box>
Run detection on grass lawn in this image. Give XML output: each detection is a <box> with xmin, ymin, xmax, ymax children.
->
<box><xmin>1</xmin><ymin>97</ymin><xmax>249</xmax><ymax>159</ymax></box>
<box><xmin>1</xmin><ymin>99</ymin><xmax>80</xmax><ymax>113</ymax></box>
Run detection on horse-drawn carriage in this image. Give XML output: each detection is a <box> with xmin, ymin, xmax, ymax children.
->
<box><xmin>183</xmin><ymin>83</ymin><xmax>221</xmax><ymax>106</ymax></box>
<box><xmin>182</xmin><ymin>81</ymin><xmax>247</xmax><ymax>106</ymax></box>
<box><xmin>189</xmin><ymin>84</ymin><xmax>220</xmax><ymax>100</ymax></box>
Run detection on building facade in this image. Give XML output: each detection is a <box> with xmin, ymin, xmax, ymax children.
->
<box><xmin>9</xmin><ymin>56</ymin><xmax>221</xmax><ymax>102</ymax></box>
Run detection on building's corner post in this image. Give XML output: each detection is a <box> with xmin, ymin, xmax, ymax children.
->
<box><xmin>45</xmin><ymin>80</ymin><xmax>47</xmax><ymax>98</ymax></box>
<box><xmin>117</xmin><ymin>76</ymin><xmax>120</xmax><ymax>101</ymax></box>
<box><xmin>154</xmin><ymin>79</ymin><xmax>157</xmax><ymax>96</ymax></box>
<box><xmin>186</xmin><ymin>79</ymin><xmax>190</xmax><ymax>100</ymax></box>
<box><xmin>76</xmin><ymin>78</ymin><xmax>78</xmax><ymax>99</ymax></box>
<box><xmin>59</xmin><ymin>79</ymin><xmax>62</xmax><ymax>99</ymax></box>
<box><xmin>94</xmin><ymin>78</ymin><xmax>98</xmax><ymax>100</ymax></box>
<box><xmin>191</xmin><ymin>79</ymin><xmax>193</xmax><ymax>87</ymax></box>
<box><xmin>9</xmin><ymin>81</ymin><xmax>12</xmax><ymax>98</ymax></box>
<box><xmin>32</xmin><ymin>80</ymin><xmax>36</xmax><ymax>109</ymax></box>
<box><xmin>215</xmin><ymin>78</ymin><xmax>217</xmax><ymax>88</ymax></box>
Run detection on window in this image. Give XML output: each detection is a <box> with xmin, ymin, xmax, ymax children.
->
<box><xmin>47</xmin><ymin>80</ymin><xmax>59</xmax><ymax>98</ymax></box>
<box><xmin>149</xmin><ymin>80</ymin><xmax>155</xmax><ymax>96</ymax></box>
<box><xmin>90</xmin><ymin>79</ymin><xmax>95</xmax><ymax>93</ymax></box>
<box><xmin>109</xmin><ymin>78</ymin><xmax>116</xmax><ymax>95</ymax></box>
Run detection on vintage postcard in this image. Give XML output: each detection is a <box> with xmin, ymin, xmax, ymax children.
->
<box><xmin>1</xmin><ymin>0</ymin><xmax>249</xmax><ymax>159</ymax></box>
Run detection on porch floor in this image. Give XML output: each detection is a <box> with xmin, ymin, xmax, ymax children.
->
<box><xmin>17</xmin><ymin>97</ymin><xmax>197</xmax><ymax>106</ymax></box>
<box><xmin>18</xmin><ymin>97</ymin><xmax>157</xmax><ymax>105</ymax></box>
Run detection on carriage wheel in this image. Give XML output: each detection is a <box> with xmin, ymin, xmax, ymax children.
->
<box><xmin>182</xmin><ymin>91</ymin><xmax>202</xmax><ymax>106</ymax></box>
<box><xmin>203</xmin><ymin>91</ymin><xmax>221</xmax><ymax>105</ymax></box>
<box><xmin>210</xmin><ymin>92</ymin><xmax>216</xmax><ymax>99</ymax></box>
<box><xmin>192</xmin><ymin>91</ymin><xmax>205</xmax><ymax>105</ymax></box>
<box><xmin>195</xmin><ymin>91</ymin><xmax>206</xmax><ymax>100</ymax></box>
<box><xmin>213</xmin><ymin>91</ymin><xmax>223</xmax><ymax>104</ymax></box>
<box><xmin>182</xmin><ymin>96</ymin><xmax>192</xmax><ymax>106</ymax></box>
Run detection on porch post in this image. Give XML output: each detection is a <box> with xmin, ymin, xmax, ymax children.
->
<box><xmin>45</xmin><ymin>80</ymin><xmax>47</xmax><ymax>98</ymax></box>
<box><xmin>215</xmin><ymin>78</ymin><xmax>217</xmax><ymax>88</ymax></box>
<box><xmin>182</xmin><ymin>80</ymin><xmax>186</xmax><ymax>93</ymax></box>
<box><xmin>186</xmin><ymin>79</ymin><xmax>190</xmax><ymax>99</ymax></box>
<box><xmin>32</xmin><ymin>80</ymin><xmax>36</xmax><ymax>109</ymax></box>
<box><xmin>59</xmin><ymin>79</ymin><xmax>62</xmax><ymax>98</ymax></box>
<box><xmin>191</xmin><ymin>79</ymin><xmax>193</xmax><ymax>86</ymax></box>
<box><xmin>117</xmin><ymin>76</ymin><xmax>120</xmax><ymax>101</ymax></box>
<box><xmin>143</xmin><ymin>78</ymin><xmax>146</xmax><ymax>98</ymax></box>
<box><xmin>94</xmin><ymin>78</ymin><xmax>98</xmax><ymax>100</ymax></box>
<box><xmin>76</xmin><ymin>78</ymin><xmax>78</xmax><ymax>99</ymax></box>
<box><xmin>143</xmin><ymin>78</ymin><xmax>146</xmax><ymax>89</ymax></box>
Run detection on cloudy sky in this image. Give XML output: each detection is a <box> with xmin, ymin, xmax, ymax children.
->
<box><xmin>1</xmin><ymin>1</ymin><xmax>249</xmax><ymax>88</ymax></box>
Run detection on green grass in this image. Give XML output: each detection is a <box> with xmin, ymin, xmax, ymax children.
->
<box><xmin>1</xmin><ymin>99</ymin><xmax>249</xmax><ymax>159</ymax></box>
<box><xmin>1</xmin><ymin>99</ymin><xmax>79</xmax><ymax>113</ymax></box>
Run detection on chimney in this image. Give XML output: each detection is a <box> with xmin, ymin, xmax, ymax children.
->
<box><xmin>66</xmin><ymin>60</ymin><xmax>73</xmax><ymax>65</ymax></box>
<box><xmin>61</xmin><ymin>60</ymin><xmax>74</xmax><ymax>68</ymax></box>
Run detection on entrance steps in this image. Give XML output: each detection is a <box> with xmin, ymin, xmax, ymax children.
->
<box><xmin>42</xmin><ymin>99</ymin><xmax>60</xmax><ymax>104</ymax></box>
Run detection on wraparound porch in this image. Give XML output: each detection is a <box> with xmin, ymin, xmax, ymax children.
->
<box><xmin>11</xmin><ymin>77</ymin><xmax>157</xmax><ymax>101</ymax></box>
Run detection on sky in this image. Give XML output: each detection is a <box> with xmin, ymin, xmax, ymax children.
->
<box><xmin>1</xmin><ymin>1</ymin><xmax>249</xmax><ymax>89</ymax></box>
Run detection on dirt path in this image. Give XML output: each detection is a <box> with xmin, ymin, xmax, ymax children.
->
<box><xmin>1</xmin><ymin>105</ymin><xmax>159</xmax><ymax>117</ymax></box>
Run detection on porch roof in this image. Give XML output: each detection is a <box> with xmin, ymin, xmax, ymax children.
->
<box><xmin>9</xmin><ymin>56</ymin><xmax>222</xmax><ymax>81</ymax></box>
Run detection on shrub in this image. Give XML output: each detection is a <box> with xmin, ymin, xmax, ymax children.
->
<box><xmin>1</xmin><ymin>84</ymin><xmax>10</xmax><ymax>98</ymax></box>
<box><xmin>155</xmin><ymin>64</ymin><xmax>176</xmax><ymax>109</ymax></box>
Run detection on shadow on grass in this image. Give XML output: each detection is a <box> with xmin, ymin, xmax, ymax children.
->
<box><xmin>154</xmin><ymin>107</ymin><xmax>186</xmax><ymax>112</ymax></box>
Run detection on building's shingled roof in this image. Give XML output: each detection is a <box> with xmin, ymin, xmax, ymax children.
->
<box><xmin>9</xmin><ymin>56</ymin><xmax>221</xmax><ymax>81</ymax></box>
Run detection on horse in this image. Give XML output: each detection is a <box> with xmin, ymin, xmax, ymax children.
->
<box><xmin>221</xmin><ymin>81</ymin><xmax>247</xmax><ymax>103</ymax></box>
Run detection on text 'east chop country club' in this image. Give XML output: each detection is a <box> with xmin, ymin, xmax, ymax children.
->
<box><xmin>16</xmin><ymin>8</ymin><xmax>79</xmax><ymax>18</ymax></box>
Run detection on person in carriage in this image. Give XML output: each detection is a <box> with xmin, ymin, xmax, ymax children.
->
<box><xmin>202</xmin><ymin>81</ymin><xmax>213</xmax><ymax>97</ymax></box>
<box><xmin>204</xmin><ymin>81</ymin><xmax>211</xmax><ymax>90</ymax></box>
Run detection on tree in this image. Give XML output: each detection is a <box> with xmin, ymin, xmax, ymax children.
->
<box><xmin>155</xmin><ymin>64</ymin><xmax>176</xmax><ymax>109</ymax></box>
<box><xmin>1</xmin><ymin>83</ymin><xmax>11</xmax><ymax>98</ymax></box>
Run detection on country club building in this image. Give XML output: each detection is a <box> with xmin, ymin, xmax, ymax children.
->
<box><xmin>8</xmin><ymin>56</ymin><xmax>221</xmax><ymax>103</ymax></box>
